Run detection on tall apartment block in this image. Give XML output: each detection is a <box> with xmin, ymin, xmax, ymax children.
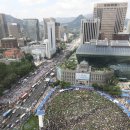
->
<box><xmin>94</xmin><ymin>2</ymin><xmax>128</xmax><ymax>40</ymax></box>
<box><xmin>23</xmin><ymin>19</ymin><xmax>40</xmax><ymax>41</ymax></box>
<box><xmin>0</xmin><ymin>14</ymin><xmax>8</xmax><ymax>39</ymax></box>
<box><xmin>80</xmin><ymin>18</ymin><xmax>100</xmax><ymax>43</ymax></box>
<box><xmin>43</xmin><ymin>18</ymin><xmax>55</xmax><ymax>39</ymax></box>
<box><xmin>8</xmin><ymin>23</ymin><xmax>21</xmax><ymax>39</ymax></box>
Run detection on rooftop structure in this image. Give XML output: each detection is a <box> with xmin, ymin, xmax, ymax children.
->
<box><xmin>77</xmin><ymin>40</ymin><xmax>130</xmax><ymax>56</ymax></box>
<box><xmin>76</xmin><ymin>40</ymin><xmax>130</xmax><ymax>67</ymax></box>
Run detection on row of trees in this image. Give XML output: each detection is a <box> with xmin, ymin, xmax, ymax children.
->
<box><xmin>51</xmin><ymin>80</ymin><xmax>71</xmax><ymax>89</ymax></box>
<box><xmin>62</xmin><ymin>59</ymin><xmax>77</xmax><ymax>70</ymax></box>
<box><xmin>0</xmin><ymin>54</ymin><xmax>35</xmax><ymax>96</ymax></box>
<box><xmin>92</xmin><ymin>77</ymin><xmax>121</xmax><ymax>96</ymax></box>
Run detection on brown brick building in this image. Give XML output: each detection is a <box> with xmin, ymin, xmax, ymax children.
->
<box><xmin>0</xmin><ymin>37</ymin><xmax>18</xmax><ymax>49</ymax></box>
<box><xmin>3</xmin><ymin>48</ymin><xmax>24</xmax><ymax>59</ymax></box>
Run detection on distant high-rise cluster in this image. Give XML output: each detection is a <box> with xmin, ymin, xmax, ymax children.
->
<box><xmin>81</xmin><ymin>2</ymin><xmax>128</xmax><ymax>43</ymax></box>
<box><xmin>0</xmin><ymin>12</ymin><xmax>65</xmax><ymax>60</ymax></box>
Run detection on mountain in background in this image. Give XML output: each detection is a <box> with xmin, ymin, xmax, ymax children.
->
<box><xmin>56</xmin><ymin>17</ymin><xmax>75</xmax><ymax>23</ymax></box>
<box><xmin>5</xmin><ymin>14</ymin><xmax>23</xmax><ymax>26</ymax></box>
<box><xmin>84</xmin><ymin>14</ymin><xmax>93</xmax><ymax>19</ymax></box>
<box><xmin>67</xmin><ymin>14</ymin><xmax>85</xmax><ymax>28</ymax></box>
<box><xmin>59</xmin><ymin>14</ymin><xmax>93</xmax><ymax>32</ymax></box>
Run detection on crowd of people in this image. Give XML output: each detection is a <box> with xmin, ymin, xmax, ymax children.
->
<box><xmin>44</xmin><ymin>90</ymin><xmax>130</xmax><ymax>130</ymax></box>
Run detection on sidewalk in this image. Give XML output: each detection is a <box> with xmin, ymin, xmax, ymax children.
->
<box><xmin>33</xmin><ymin>86</ymin><xmax>51</xmax><ymax>113</ymax></box>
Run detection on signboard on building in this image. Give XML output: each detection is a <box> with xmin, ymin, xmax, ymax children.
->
<box><xmin>76</xmin><ymin>73</ymin><xmax>90</xmax><ymax>81</ymax></box>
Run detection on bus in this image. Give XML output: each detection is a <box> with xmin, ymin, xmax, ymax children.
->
<box><xmin>2</xmin><ymin>109</ymin><xmax>12</xmax><ymax>119</ymax></box>
<box><xmin>31</xmin><ymin>83</ymin><xmax>37</xmax><ymax>88</ymax></box>
<box><xmin>119</xmin><ymin>78</ymin><xmax>128</xmax><ymax>82</ymax></box>
<box><xmin>20</xmin><ymin>113</ymin><xmax>26</xmax><ymax>119</ymax></box>
<box><xmin>21</xmin><ymin>93</ymin><xmax>28</xmax><ymax>100</ymax></box>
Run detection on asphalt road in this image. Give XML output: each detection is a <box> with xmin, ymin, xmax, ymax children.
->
<box><xmin>0</xmin><ymin>38</ymin><xmax>80</xmax><ymax>130</ymax></box>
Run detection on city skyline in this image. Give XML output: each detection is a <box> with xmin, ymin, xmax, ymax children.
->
<box><xmin>0</xmin><ymin>0</ymin><xmax>129</xmax><ymax>20</ymax></box>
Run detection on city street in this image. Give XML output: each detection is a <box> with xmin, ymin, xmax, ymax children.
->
<box><xmin>0</xmin><ymin>38</ymin><xmax>80</xmax><ymax>130</ymax></box>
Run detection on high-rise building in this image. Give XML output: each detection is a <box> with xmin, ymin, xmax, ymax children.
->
<box><xmin>45</xmin><ymin>21</ymin><xmax>56</xmax><ymax>59</ymax></box>
<box><xmin>60</xmin><ymin>25</ymin><xmax>68</xmax><ymax>39</ymax></box>
<box><xmin>47</xmin><ymin>21</ymin><xmax>56</xmax><ymax>52</ymax></box>
<box><xmin>8</xmin><ymin>23</ymin><xmax>21</xmax><ymax>39</ymax></box>
<box><xmin>80</xmin><ymin>18</ymin><xmax>100</xmax><ymax>43</ymax></box>
<box><xmin>55</xmin><ymin>22</ymin><xmax>61</xmax><ymax>41</ymax></box>
<box><xmin>43</xmin><ymin>18</ymin><xmax>55</xmax><ymax>39</ymax></box>
<box><xmin>43</xmin><ymin>18</ymin><xmax>57</xmax><ymax>58</ymax></box>
<box><xmin>23</xmin><ymin>19</ymin><xmax>40</xmax><ymax>41</ymax></box>
<box><xmin>94</xmin><ymin>2</ymin><xmax>128</xmax><ymax>40</ymax></box>
<box><xmin>0</xmin><ymin>14</ymin><xmax>8</xmax><ymax>39</ymax></box>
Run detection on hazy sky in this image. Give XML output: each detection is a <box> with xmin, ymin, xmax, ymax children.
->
<box><xmin>0</xmin><ymin>0</ymin><xmax>129</xmax><ymax>20</ymax></box>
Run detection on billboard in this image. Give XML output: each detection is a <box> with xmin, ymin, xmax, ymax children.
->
<box><xmin>76</xmin><ymin>73</ymin><xmax>90</xmax><ymax>80</ymax></box>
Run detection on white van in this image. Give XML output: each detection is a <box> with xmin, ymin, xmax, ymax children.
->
<box><xmin>20</xmin><ymin>113</ymin><xmax>26</xmax><ymax>119</ymax></box>
<box><xmin>12</xmin><ymin>109</ymin><xmax>17</xmax><ymax>114</ymax></box>
<box><xmin>31</xmin><ymin>83</ymin><xmax>37</xmax><ymax>88</ymax></box>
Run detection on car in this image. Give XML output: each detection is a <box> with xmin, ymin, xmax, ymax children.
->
<box><xmin>6</xmin><ymin>123</ymin><xmax>11</xmax><ymax>128</ymax></box>
<box><xmin>2</xmin><ymin>118</ymin><xmax>8</xmax><ymax>124</ymax></box>
<box><xmin>10</xmin><ymin>123</ymin><xmax>15</xmax><ymax>128</ymax></box>
<box><xmin>16</xmin><ymin>113</ymin><xmax>20</xmax><ymax>117</ymax></box>
<box><xmin>75</xmin><ymin>88</ymin><xmax>79</xmax><ymax>91</ymax></box>
<box><xmin>12</xmin><ymin>109</ymin><xmax>17</xmax><ymax>114</ymax></box>
<box><xmin>23</xmin><ymin>99</ymin><xmax>27</xmax><ymax>103</ymax></box>
<box><xmin>15</xmin><ymin>119</ymin><xmax>20</xmax><ymax>123</ymax></box>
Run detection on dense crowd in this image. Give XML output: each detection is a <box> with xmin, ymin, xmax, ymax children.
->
<box><xmin>44</xmin><ymin>90</ymin><xmax>130</xmax><ymax>130</ymax></box>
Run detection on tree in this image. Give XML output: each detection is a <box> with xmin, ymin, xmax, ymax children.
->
<box><xmin>2</xmin><ymin>73</ymin><xmax>17</xmax><ymax>89</ymax></box>
<box><xmin>0</xmin><ymin>63</ymin><xmax>7</xmax><ymax>81</ymax></box>
<box><xmin>60</xmin><ymin>81</ymin><xmax>71</xmax><ymax>89</ymax></box>
<box><xmin>23</xmin><ymin>53</ymin><xmax>34</xmax><ymax>62</ymax></box>
<box><xmin>106</xmin><ymin>76</ymin><xmax>119</xmax><ymax>86</ymax></box>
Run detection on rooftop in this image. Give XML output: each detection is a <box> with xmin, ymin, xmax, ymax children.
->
<box><xmin>76</xmin><ymin>41</ymin><xmax>130</xmax><ymax>56</ymax></box>
<box><xmin>2</xmin><ymin>37</ymin><xmax>17</xmax><ymax>40</ymax></box>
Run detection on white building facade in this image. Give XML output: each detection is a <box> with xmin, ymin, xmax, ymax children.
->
<box><xmin>45</xmin><ymin>21</ymin><xmax>56</xmax><ymax>59</ymax></box>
